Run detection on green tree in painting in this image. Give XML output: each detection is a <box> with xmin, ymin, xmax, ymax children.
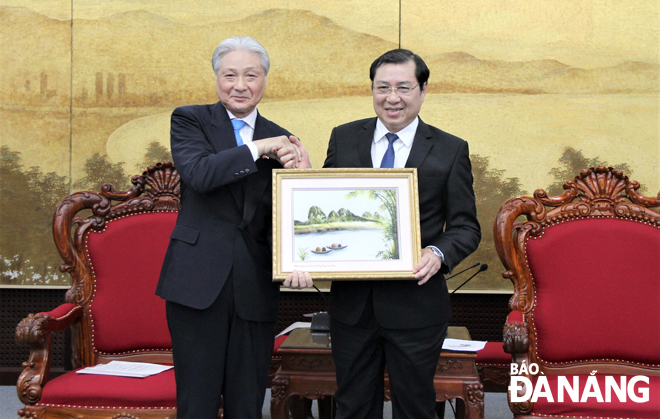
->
<box><xmin>135</xmin><ymin>141</ymin><xmax>173</xmax><ymax>171</ymax></box>
<box><xmin>345</xmin><ymin>189</ymin><xmax>398</xmax><ymax>259</ymax></box>
<box><xmin>449</xmin><ymin>154</ymin><xmax>526</xmax><ymax>290</ymax></box>
<box><xmin>0</xmin><ymin>145</ymin><xmax>68</xmax><ymax>285</ymax></box>
<box><xmin>73</xmin><ymin>153</ymin><xmax>130</xmax><ymax>191</ymax></box>
<box><xmin>545</xmin><ymin>147</ymin><xmax>634</xmax><ymax>196</ymax></box>
<box><xmin>0</xmin><ymin>141</ymin><xmax>174</xmax><ymax>285</ymax></box>
<box><xmin>449</xmin><ymin>149</ymin><xmax>634</xmax><ymax>290</ymax></box>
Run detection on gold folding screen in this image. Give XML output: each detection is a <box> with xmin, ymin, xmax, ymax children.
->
<box><xmin>1</xmin><ymin>0</ymin><xmax>657</xmax><ymax>289</ymax></box>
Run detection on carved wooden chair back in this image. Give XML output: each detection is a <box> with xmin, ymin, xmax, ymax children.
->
<box><xmin>494</xmin><ymin>165</ymin><xmax>660</xmax><ymax>417</ymax></box>
<box><xmin>15</xmin><ymin>162</ymin><xmax>181</xmax><ymax>419</ymax></box>
<box><xmin>56</xmin><ymin>162</ymin><xmax>179</xmax><ymax>366</ymax></box>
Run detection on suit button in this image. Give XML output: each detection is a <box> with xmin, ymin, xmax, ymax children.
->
<box><xmin>234</xmin><ymin>173</ymin><xmax>239</xmax><ymax>177</ymax></box>
<box><xmin>245</xmin><ymin>169</ymin><xmax>250</xmax><ymax>174</ymax></box>
<box><xmin>240</xmin><ymin>170</ymin><xmax>245</xmax><ymax>176</ymax></box>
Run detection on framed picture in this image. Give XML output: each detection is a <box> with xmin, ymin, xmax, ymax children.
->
<box><xmin>273</xmin><ymin>168</ymin><xmax>421</xmax><ymax>281</ymax></box>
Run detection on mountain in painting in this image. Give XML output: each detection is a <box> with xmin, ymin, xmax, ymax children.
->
<box><xmin>425</xmin><ymin>52</ymin><xmax>658</xmax><ymax>94</ymax></box>
<box><xmin>0</xmin><ymin>6</ymin><xmax>657</xmax><ymax>108</ymax></box>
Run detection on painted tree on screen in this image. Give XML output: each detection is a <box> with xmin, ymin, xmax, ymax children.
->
<box><xmin>450</xmin><ymin>154</ymin><xmax>526</xmax><ymax>290</ymax></box>
<box><xmin>0</xmin><ymin>142</ymin><xmax>169</xmax><ymax>285</ymax></box>
<box><xmin>73</xmin><ymin>153</ymin><xmax>130</xmax><ymax>191</ymax></box>
<box><xmin>0</xmin><ymin>146</ymin><xmax>68</xmax><ymax>285</ymax></box>
<box><xmin>545</xmin><ymin>147</ymin><xmax>634</xmax><ymax>196</ymax></box>
<box><xmin>135</xmin><ymin>141</ymin><xmax>173</xmax><ymax>171</ymax></box>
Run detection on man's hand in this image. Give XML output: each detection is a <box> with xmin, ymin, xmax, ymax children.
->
<box><xmin>413</xmin><ymin>247</ymin><xmax>442</xmax><ymax>285</ymax></box>
<box><xmin>283</xmin><ymin>270</ymin><xmax>313</xmax><ymax>289</ymax></box>
<box><xmin>253</xmin><ymin>135</ymin><xmax>301</xmax><ymax>167</ymax></box>
<box><xmin>272</xmin><ymin>136</ymin><xmax>312</xmax><ymax>169</ymax></box>
<box><xmin>282</xmin><ymin>136</ymin><xmax>312</xmax><ymax>169</ymax></box>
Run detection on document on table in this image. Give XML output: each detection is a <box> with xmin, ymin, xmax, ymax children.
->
<box><xmin>76</xmin><ymin>361</ymin><xmax>173</xmax><ymax>378</ymax></box>
<box><xmin>276</xmin><ymin>321</ymin><xmax>311</xmax><ymax>338</ymax></box>
<box><xmin>442</xmin><ymin>338</ymin><xmax>487</xmax><ymax>352</ymax></box>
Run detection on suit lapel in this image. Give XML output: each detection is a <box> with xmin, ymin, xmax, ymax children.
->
<box><xmin>210</xmin><ymin>101</ymin><xmax>237</xmax><ymax>152</ymax></box>
<box><xmin>210</xmin><ymin>102</ymin><xmax>248</xmax><ymax>213</ymax></box>
<box><xmin>239</xmin><ymin>112</ymin><xmax>274</xmax><ymax>229</ymax></box>
<box><xmin>405</xmin><ymin>118</ymin><xmax>433</xmax><ymax>169</ymax></box>
<box><xmin>358</xmin><ymin>119</ymin><xmax>376</xmax><ymax>167</ymax></box>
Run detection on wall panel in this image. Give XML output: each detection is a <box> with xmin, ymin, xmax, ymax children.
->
<box><xmin>401</xmin><ymin>0</ymin><xmax>659</xmax><ymax>289</ymax></box>
<box><xmin>1</xmin><ymin>0</ymin><xmax>657</xmax><ymax>290</ymax></box>
<box><xmin>0</xmin><ymin>1</ymin><xmax>72</xmax><ymax>286</ymax></box>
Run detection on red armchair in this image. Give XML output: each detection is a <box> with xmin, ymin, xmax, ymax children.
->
<box><xmin>475</xmin><ymin>310</ymin><xmax>524</xmax><ymax>392</ymax></box>
<box><xmin>15</xmin><ymin>162</ymin><xmax>180</xmax><ymax>419</ymax></box>
<box><xmin>494</xmin><ymin>166</ymin><xmax>660</xmax><ymax>418</ymax></box>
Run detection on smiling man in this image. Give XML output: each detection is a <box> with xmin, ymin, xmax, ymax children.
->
<box><xmin>322</xmin><ymin>49</ymin><xmax>481</xmax><ymax>419</ymax></box>
<box><xmin>156</xmin><ymin>36</ymin><xmax>309</xmax><ymax>419</ymax></box>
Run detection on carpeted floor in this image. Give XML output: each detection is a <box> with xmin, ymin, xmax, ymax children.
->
<box><xmin>1</xmin><ymin>386</ymin><xmax>512</xmax><ymax>418</ymax></box>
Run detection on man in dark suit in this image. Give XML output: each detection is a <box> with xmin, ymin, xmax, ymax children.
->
<box><xmin>156</xmin><ymin>36</ymin><xmax>310</xmax><ymax>419</ymax></box>
<box><xmin>290</xmin><ymin>49</ymin><xmax>480</xmax><ymax>419</ymax></box>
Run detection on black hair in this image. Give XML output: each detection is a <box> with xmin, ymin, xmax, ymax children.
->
<box><xmin>369</xmin><ymin>49</ymin><xmax>430</xmax><ymax>87</ymax></box>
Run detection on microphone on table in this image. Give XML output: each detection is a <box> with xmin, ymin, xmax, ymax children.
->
<box><xmin>308</xmin><ymin>285</ymin><xmax>330</xmax><ymax>332</ymax></box>
<box><xmin>450</xmin><ymin>264</ymin><xmax>488</xmax><ymax>294</ymax></box>
<box><xmin>312</xmin><ymin>285</ymin><xmax>328</xmax><ymax>304</ymax></box>
<box><xmin>444</xmin><ymin>262</ymin><xmax>480</xmax><ymax>280</ymax></box>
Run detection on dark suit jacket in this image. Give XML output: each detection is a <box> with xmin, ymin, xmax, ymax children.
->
<box><xmin>156</xmin><ymin>101</ymin><xmax>290</xmax><ymax>322</ymax></box>
<box><xmin>324</xmin><ymin>117</ymin><xmax>481</xmax><ymax>329</ymax></box>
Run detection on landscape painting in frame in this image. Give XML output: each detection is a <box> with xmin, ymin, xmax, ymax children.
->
<box><xmin>292</xmin><ymin>188</ymin><xmax>400</xmax><ymax>262</ymax></box>
<box><xmin>273</xmin><ymin>169</ymin><xmax>421</xmax><ymax>281</ymax></box>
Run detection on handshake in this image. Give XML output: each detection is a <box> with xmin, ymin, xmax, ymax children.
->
<box><xmin>253</xmin><ymin>135</ymin><xmax>311</xmax><ymax>169</ymax></box>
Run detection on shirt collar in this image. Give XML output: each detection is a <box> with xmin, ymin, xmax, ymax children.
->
<box><xmin>226</xmin><ymin>107</ymin><xmax>258</xmax><ymax>130</ymax></box>
<box><xmin>374</xmin><ymin>117</ymin><xmax>418</xmax><ymax>148</ymax></box>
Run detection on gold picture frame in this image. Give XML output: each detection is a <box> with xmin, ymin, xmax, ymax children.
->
<box><xmin>273</xmin><ymin>168</ymin><xmax>422</xmax><ymax>281</ymax></box>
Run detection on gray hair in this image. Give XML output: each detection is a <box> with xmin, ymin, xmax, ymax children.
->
<box><xmin>211</xmin><ymin>36</ymin><xmax>270</xmax><ymax>76</ymax></box>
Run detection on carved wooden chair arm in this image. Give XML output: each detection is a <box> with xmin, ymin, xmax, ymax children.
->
<box><xmin>502</xmin><ymin>310</ymin><xmax>529</xmax><ymax>357</ymax></box>
<box><xmin>15</xmin><ymin>303</ymin><xmax>84</xmax><ymax>405</ymax></box>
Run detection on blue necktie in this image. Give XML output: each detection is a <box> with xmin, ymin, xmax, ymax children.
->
<box><xmin>380</xmin><ymin>133</ymin><xmax>398</xmax><ymax>168</ymax></box>
<box><xmin>231</xmin><ymin>119</ymin><xmax>247</xmax><ymax>146</ymax></box>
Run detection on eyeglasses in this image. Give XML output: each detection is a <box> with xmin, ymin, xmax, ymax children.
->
<box><xmin>372</xmin><ymin>84</ymin><xmax>419</xmax><ymax>96</ymax></box>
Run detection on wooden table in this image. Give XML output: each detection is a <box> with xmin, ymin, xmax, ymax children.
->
<box><xmin>270</xmin><ymin>326</ymin><xmax>484</xmax><ymax>419</ymax></box>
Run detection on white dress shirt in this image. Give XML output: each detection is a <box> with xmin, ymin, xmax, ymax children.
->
<box><xmin>371</xmin><ymin>117</ymin><xmax>419</xmax><ymax>168</ymax></box>
<box><xmin>227</xmin><ymin>108</ymin><xmax>260</xmax><ymax>161</ymax></box>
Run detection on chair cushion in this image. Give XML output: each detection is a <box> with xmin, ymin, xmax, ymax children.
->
<box><xmin>530</xmin><ymin>374</ymin><xmax>660</xmax><ymax>418</ymax></box>
<box><xmin>37</xmin><ymin>368</ymin><xmax>176</xmax><ymax>409</ymax></box>
<box><xmin>476</xmin><ymin>341</ymin><xmax>509</xmax><ymax>367</ymax></box>
<box><xmin>274</xmin><ymin>335</ymin><xmax>288</xmax><ymax>356</ymax></box>
<box><xmin>85</xmin><ymin>212</ymin><xmax>177</xmax><ymax>354</ymax></box>
<box><xmin>475</xmin><ymin>310</ymin><xmax>522</xmax><ymax>366</ymax></box>
<box><xmin>525</xmin><ymin>217</ymin><xmax>660</xmax><ymax>365</ymax></box>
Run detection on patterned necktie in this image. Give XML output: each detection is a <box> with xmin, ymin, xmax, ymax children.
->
<box><xmin>379</xmin><ymin>133</ymin><xmax>398</xmax><ymax>168</ymax></box>
<box><xmin>231</xmin><ymin>119</ymin><xmax>247</xmax><ymax>146</ymax></box>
